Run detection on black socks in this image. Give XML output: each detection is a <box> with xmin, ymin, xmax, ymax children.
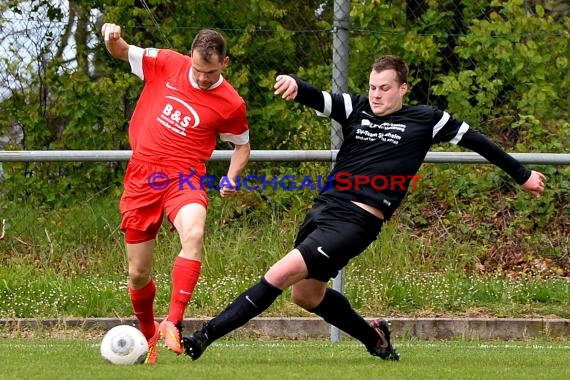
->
<box><xmin>309</xmin><ymin>287</ymin><xmax>377</xmax><ymax>348</ymax></box>
<box><xmin>201</xmin><ymin>281</ymin><xmax>375</xmax><ymax>349</ymax></box>
<box><xmin>206</xmin><ymin>277</ymin><xmax>283</xmax><ymax>341</ymax></box>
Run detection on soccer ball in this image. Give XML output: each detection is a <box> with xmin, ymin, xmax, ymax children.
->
<box><xmin>100</xmin><ymin>324</ymin><xmax>148</xmax><ymax>365</ymax></box>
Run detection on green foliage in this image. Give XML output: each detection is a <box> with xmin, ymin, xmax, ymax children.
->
<box><xmin>2</xmin><ymin>0</ymin><xmax>568</xmax><ymax>199</ymax></box>
<box><xmin>431</xmin><ymin>0</ymin><xmax>570</xmax><ymax>136</ymax></box>
<box><xmin>0</xmin><ymin>1</ymin><xmax>567</xmax><ymax>277</ymax></box>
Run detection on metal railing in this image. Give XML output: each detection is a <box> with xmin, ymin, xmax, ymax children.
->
<box><xmin>1</xmin><ymin>150</ymin><xmax>569</xmax><ymax>164</ymax></box>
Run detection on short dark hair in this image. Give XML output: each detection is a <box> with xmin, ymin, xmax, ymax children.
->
<box><xmin>371</xmin><ymin>55</ymin><xmax>409</xmax><ymax>84</ymax></box>
<box><xmin>190</xmin><ymin>29</ymin><xmax>227</xmax><ymax>63</ymax></box>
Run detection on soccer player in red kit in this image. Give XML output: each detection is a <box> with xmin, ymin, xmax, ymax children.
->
<box><xmin>101</xmin><ymin>23</ymin><xmax>250</xmax><ymax>364</ymax></box>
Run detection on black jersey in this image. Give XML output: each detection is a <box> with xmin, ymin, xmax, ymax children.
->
<box><xmin>292</xmin><ymin>76</ymin><xmax>531</xmax><ymax>220</ymax></box>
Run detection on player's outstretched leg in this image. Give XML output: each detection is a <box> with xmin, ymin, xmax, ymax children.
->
<box><xmin>182</xmin><ymin>278</ymin><xmax>283</xmax><ymax>360</ymax></box>
<box><xmin>181</xmin><ymin>323</ymin><xmax>212</xmax><ymax>360</ymax></box>
<box><xmin>367</xmin><ymin>319</ymin><xmax>400</xmax><ymax>360</ymax></box>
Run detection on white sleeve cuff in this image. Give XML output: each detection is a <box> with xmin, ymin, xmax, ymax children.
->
<box><xmin>128</xmin><ymin>45</ymin><xmax>145</xmax><ymax>80</ymax></box>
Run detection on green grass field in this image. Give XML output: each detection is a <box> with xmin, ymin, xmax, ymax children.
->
<box><xmin>1</xmin><ymin>337</ymin><xmax>569</xmax><ymax>380</ymax></box>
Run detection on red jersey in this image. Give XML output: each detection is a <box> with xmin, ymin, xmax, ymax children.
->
<box><xmin>127</xmin><ymin>47</ymin><xmax>249</xmax><ymax>175</ymax></box>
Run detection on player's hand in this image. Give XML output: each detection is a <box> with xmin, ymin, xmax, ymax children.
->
<box><xmin>219</xmin><ymin>176</ymin><xmax>237</xmax><ymax>198</ymax></box>
<box><xmin>521</xmin><ymin>170</ymin><xmax>546</xmax><ymax>198</ymax></box>
<box><xmin>274</xmin><ymin>75</ymin><xmax>298</xmax><ymax>101</ymax></box>
<box><xmin>101</xmin><ymin>23</ymin><xmax>122</xmax><ymax>42</ymax></box>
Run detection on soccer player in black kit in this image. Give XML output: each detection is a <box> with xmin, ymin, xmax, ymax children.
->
<box><xmin>182</xmin><ymin>55</ymin><xmax>546</xmax><ymax>361</ymax></box>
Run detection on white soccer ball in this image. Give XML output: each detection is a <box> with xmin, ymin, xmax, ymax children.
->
<box><xmin>100</xmin><ymin>324</ymin><xmax>148</xmax><ymax>365</ymax></box>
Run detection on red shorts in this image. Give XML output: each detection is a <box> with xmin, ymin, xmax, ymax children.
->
<box><xmin>119</xmin><ymin>159</ymin><xmax>208</xmax><ymax>236</ymax></box>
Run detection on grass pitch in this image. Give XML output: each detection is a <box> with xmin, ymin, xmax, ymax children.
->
<box><xmin>1</xmin><ymin>338</ymin><xmax>568</xmax><ymax>380</ymax></box>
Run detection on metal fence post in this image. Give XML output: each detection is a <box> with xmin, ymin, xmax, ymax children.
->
<box><xmin>330</xmin><ymin>0</ymin><xmax>350</xmax><ymax>343</ymax></box>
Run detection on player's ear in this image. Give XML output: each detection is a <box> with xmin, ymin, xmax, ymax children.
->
<box><xmin>223</xmin><ymin>56</ymin><xmax>230</xmax><ymax>69</ymax></box>
<box><xmin>400</xmin><ymin>82</ymin><xmax>408</xmax><ymax>96</ymax></box>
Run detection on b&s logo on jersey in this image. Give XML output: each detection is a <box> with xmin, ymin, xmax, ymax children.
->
<box><xmin>157</xmin><ymin>96</ymin><xmax>201</xmax><ymax>136</ymax></box>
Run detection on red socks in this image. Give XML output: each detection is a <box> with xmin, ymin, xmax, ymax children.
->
<box><xmin>128</xmin><ymin>257</ymin><xmax>201</xmax><ymax>337</ymax></box>
<box><xmin>167</xmin><ymin>256</ymin><xmax>202</xmax><ymax>323</ymax></box>
<box><xmin>129</xmin><ymin>278</ymin><xmax>156</xmax><ymax>340</ymax></box>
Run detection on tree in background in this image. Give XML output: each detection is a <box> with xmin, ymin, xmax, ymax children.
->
<box><xmin>0</xmin><ymin>0</ymin><xmax>568</xmax><ymax>209</ymax></box>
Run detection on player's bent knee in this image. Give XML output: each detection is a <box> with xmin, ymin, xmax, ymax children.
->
<box><xmin>290</xmin><ymin>292</ymin><xmax>318</xmax><ymax>310</ymax></box>
<box><xmin>178</xmin><ymin>224</ymin><xmax>205</xmax><ymax>243</ymax></box>
<box><xmin>128</xmin><ymin>269</ymin><xmax>151</xmax><ymax>288</ymax></box>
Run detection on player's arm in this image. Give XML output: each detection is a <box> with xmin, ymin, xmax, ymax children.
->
<box><xmin>274</xmin><ymin>74</ymin><xmax>353</xmax><ymax>123</ymax></box>
<box><xmin>274</xmin><ymin>74</ymin><xmax>323</xmax><ymax>110</ymax></box>
<box><xmin>458</xmin><ymin>129</ymin><xmax>546</xmax><ymax>197</ymax></box>
<box><xmin>101</xmin><ymin>23</ymin><xmax>130</xmax><ymax>62</ymax></box>
<box><xmin>220</xmin><ymin>142</ymin><xmax>251</xmax><ymax>198</ymax></box>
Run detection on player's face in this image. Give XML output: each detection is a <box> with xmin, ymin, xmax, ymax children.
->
<box><xmin>191</xmin><ymin>51</ymin><xmax>228</xmax><ymax>90</ymax></box>
<box><xmin>368</xmin><ymin>69</ymin><xmax>407</xmax><ymax>116</ymax></box>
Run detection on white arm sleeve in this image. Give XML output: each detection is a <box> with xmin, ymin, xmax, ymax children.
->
<box><xmin>128</xmin><ymin>45</ymin><xmax>145</xmax><ymax>80</ymax></box>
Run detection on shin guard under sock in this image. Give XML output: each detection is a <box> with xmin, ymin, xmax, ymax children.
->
<box><xmin>168</xmin><ymin>256</ymin><xmax>201</xmax><ymax>323</ymax></box>
<box><xmin>129</xmin><ymin>278</ymin><xmax>156</xmax><ymax>340</ymax></box>
<box><xmin>309</xmin><ymin>287</ymin><xmax>376</xmax><ymax>347</ymax></box>
<box><xmin>207</xmin><ymin>277</ymin><xmax>282</xmax><ymax>341</ymax></box>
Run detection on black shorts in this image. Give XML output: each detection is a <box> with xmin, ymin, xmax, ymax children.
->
<box><xmin>294</xmin><ymin>197</ymin><xmax>384</xmax><ymax>282</ymax></box>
